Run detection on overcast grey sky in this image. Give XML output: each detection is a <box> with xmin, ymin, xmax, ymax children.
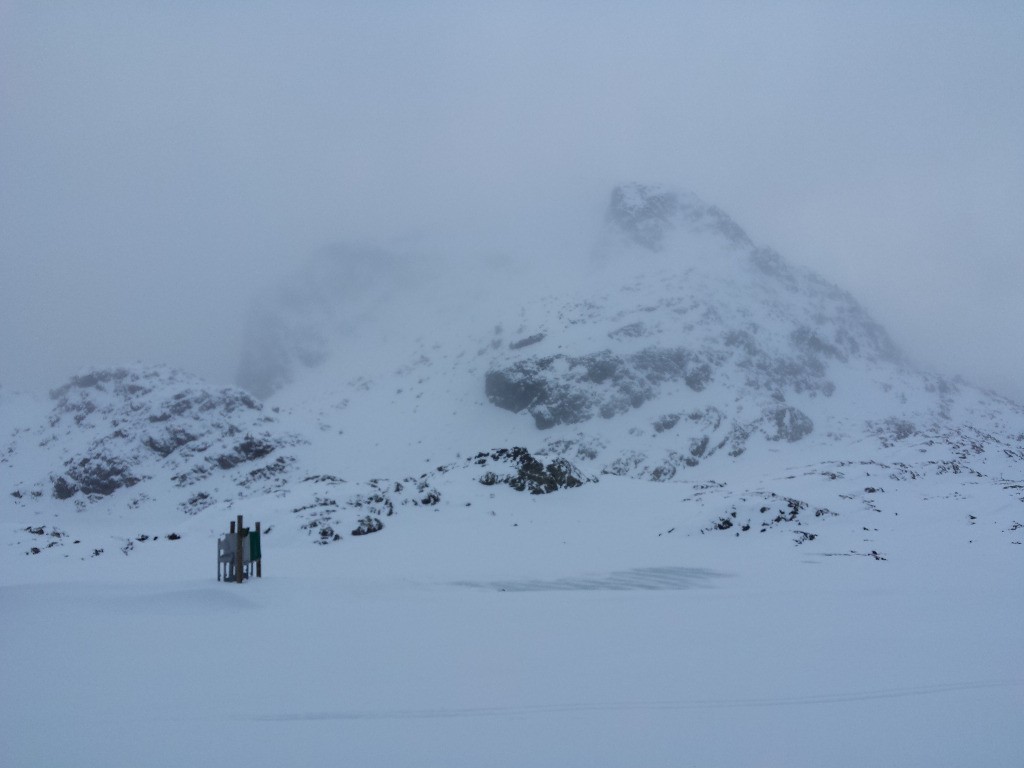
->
<box><xmin>2</xmin><ymin>2</ymin><xmax>1022</xmax><ymax>400</ymax></box>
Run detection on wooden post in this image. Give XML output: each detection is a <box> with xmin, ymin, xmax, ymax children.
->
<box><xmin>227</xmin><ymin>520</ymin><xmax>236</xmax><ymax>582</ymax></box>
<box><xmin>236</xmin><ymin>514</ymin><xmax>244</xmax><ymax>584</ymax></box>
<box><xmin>256</xmin><ymin>521</ymin><xmax>262</xmax><ymax>578</ymax></box>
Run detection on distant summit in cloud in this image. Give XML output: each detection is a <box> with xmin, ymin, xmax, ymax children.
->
<box><xmin>605</xmin><ymin>183</ymin><xmax>752</xmax><ymax>252</ymax></box>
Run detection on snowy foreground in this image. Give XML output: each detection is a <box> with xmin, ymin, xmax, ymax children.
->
<box><xmin>2</xmin><ymin>475</ymin><xmax>1021</xmax><ymax>768</ymax></box>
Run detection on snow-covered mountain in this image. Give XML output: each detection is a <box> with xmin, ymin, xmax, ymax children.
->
<box><xmin>4</xmin><ymin>184</ymin><xmax>1024</xmax><ymax>560</ymax></box>
<box><xmin>5</xmin><ymin>184</ymin><xmax>1024</xmax><ymax>768</ymax></box>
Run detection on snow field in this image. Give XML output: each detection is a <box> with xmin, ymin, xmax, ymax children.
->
<box><xmin>2</xmin><ymin>477</ymin><xmax>1021</xmax><ymax>768</ymax></box>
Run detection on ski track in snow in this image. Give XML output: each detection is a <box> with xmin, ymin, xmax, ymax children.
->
<box><xmin>245</xmin><ymin>679</ymin><xmax>1024</xmax><ymax>722</ymax></box>
<box><xmin>453</xmin><ymin>565</ymin><xmax>730</xmax><ymax>591</ymax></box>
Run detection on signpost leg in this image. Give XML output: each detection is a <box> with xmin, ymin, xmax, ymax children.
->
<box><xmin>256</xmin><ymin>521</ymin><xmax>262</xmax><ymax>578</ymax></box>
<box><xmin>228</xmin><ymin>520</ymin><xmax>236</xmax><ymax>582</ymax></box>
<box><xmin>236</xmin><ymin>514</ymin><xmax>244</xmax><ymax>584</ymax></box>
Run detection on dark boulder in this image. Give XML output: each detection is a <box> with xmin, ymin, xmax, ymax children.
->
<box><xmin>475</xmin><ymin>447</ymin><xmax>595</xmax><ymax>494</ymax></box>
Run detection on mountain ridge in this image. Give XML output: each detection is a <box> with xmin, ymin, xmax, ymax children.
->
<box><xmin>3</xmin><ymin>184</ymin><xmax>1023</xmax><ymax>563</ymax></box>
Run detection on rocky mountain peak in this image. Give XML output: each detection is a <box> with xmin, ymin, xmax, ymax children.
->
<box><xmin>606</xmin><ymin>183</ymin><xmax>753</xmax><ymax>252</ymax></box>
<box><xmin>484</xmin><ymin>185</ymin><xmax>906</xmax><ymax>474</ymax></box>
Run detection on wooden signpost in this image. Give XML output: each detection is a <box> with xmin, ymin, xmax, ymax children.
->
<box><xmin>217</xmin><ymin>514</ymin><xmax>262</xmax><ymax>583</ymax></box>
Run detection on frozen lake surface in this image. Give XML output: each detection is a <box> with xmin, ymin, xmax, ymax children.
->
<box><xmin>3</xmin><ymin>482</ymin><xmax>1022</xmax><ymax>768</ymax></box>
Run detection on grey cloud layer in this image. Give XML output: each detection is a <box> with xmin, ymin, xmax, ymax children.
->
<box><xmin>1</xmin><ymin>2</ymin><xmax>1021</xmax><ymax>398</ymax></box>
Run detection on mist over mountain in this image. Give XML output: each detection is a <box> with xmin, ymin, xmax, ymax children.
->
<box><xmin>4</xmin><ymin>184</ymin><xmax>1023</xmax><ymax>558</ymax></box>
<box><xmin>237</xmin><ymin>244</ymin><xmax>421</xmax><ymax>398</ymax></box>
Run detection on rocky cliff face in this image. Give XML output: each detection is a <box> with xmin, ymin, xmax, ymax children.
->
<box><xmin>4</xmin><ymin>366</ymin><xmax>302</xmax><ymax>516</ymax></box>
